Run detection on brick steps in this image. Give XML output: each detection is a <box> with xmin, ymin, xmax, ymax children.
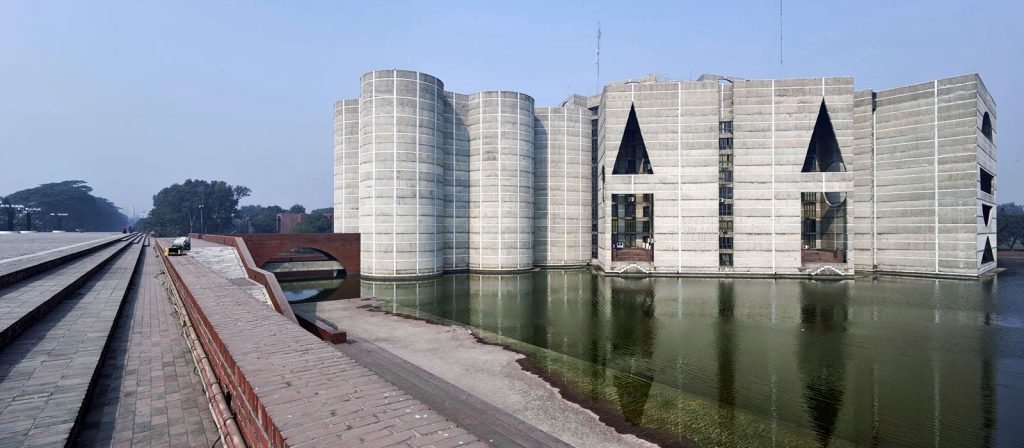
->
<box><xmin>0</xmin><ymin>234</ymin><xmax>129</xmax><ymax>290</ymax></box>
<box><xmin>0</xmin><ymin>238</ymin><xmax>134</xmax><ymax>350</ymax></box>
<box><xmin>0</xmin><ymin>236</ymin><xmax>144</xmax><ymax>446</ymax></box>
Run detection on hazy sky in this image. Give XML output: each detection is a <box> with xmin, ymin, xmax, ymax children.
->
<box><xmin>1</xmin><ymin>0</ymin><xmax>1021</xmax><ymax>214</ymax></box>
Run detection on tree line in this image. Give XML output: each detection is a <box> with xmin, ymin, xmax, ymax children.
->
<box><xmin>1</xmin><ymin>181</ymin><xmax>127</xmax><ymax>231</ymax></box>
<box><xmin>136</xmin><ymin>179</ymin><xmax>332</xmax><ymax>236</ymax></box>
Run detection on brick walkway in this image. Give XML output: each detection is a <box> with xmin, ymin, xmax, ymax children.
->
<box><xmin>164</xmin><ymin>249</ymin><xmax>485</xmax><ymax>447</ymax></box>
<box><xmin>76</xmin><ymin>250</ymin><xmax>220</xmax><ymax>447</ymax></box>
<box><xmin>0</xmin><ymin>239</ymin><xmax>142</xmax><ymax>447</ymax></box>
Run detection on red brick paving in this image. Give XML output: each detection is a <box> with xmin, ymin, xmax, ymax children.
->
<box><xmin>162</xmin><ymin>246</ymin><xmax>483</xmax><ymax>447</ymax></box>
<box><xmin>76</xmin><ymin>250</ymin><xmax>220</xmax><ymax>447</ymax></box>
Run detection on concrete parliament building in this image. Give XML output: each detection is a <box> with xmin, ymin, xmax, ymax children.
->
<box><xmin>334</xmin><ymin>69</ymin><xmax>997</xmax><ymax>279</ymax></box>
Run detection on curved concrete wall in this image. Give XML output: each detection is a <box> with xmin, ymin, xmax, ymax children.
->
<box><xmin>534</xmin><ymin>107</ymin><xmax>592</xmax><ymax>266</ymax></box>
<box><xmin>442</xmin><ymin>92</ymin><xmax>471</xmax><ymax>271</ymax></box>
<box><xmin>358</xmin><ymin>70</ymin><xmax>445</xmax><ymax>277</ymax></box>
<box><xmin>468</xmin><ymin>91</ymin><xmax>535</xmax><ymax>271</ymax></box>
<box><xmin>333</xmin><ymin>99</ymin><xmax>360</xmax><ymax>233</ymax></box>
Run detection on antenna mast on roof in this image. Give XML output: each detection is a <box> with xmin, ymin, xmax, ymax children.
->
<box><xmin>596</xmin><ymin>21</ymin><xmax>601</xmax><ymax>93</ymax></box>
<box><xmin>779</xmin><ymin>0</ymin><xmax>784</xmax><ymax>68</ymax></box>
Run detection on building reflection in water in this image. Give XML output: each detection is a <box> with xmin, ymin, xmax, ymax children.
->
<box><xmin>607</xmin><ymin>277</ymin><xmax>657</xmax><ymax>426</ymax></box>
<box><xmin>797</xmin><ymin>281</ymin><xmax>849</xmax><ymax>447</ymax></box>
<box><xmin>339</xmin><ymin>267</ymin><xmax>1012</xmax><ymax>447</ymax></box>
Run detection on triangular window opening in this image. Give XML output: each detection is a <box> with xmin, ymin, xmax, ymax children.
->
<box><xmin>802</xmin><ymin>100</ymin><xmax>846</xmax><ymax>173</ymax></box>
<box><xmin>612</xmin><ymin>104</ymin><xmax>653</xmax><ymax>175</ymax></box>
<box><xmin>982</xmin><ymin>238</ymin><xmax>994</xmax><ymax>264</ymax></box>
<box><xmin>982</xmin><ymin>204</ymin><xmax>993</xmax><ymax>227</ymax></box>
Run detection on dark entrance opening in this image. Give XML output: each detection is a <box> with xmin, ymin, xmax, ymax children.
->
<box><xmin>611</xmin><ymin>194</ymin><xmax>654</xmax><ymax>262</ymax></box>
<box><xmin>801</xmin><ymin>192</ymin><xmax>848</xmax><ymax>264</ymax></box>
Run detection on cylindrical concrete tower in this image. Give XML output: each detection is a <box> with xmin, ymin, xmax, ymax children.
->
<box><xmin>533</xmin><ymin>107</ymin><xmax>592</xmax><ymax>266</ymax></box>
<box><xmin>333</xmin><ymin>99</ymin><xmax>359</xmax><ymax>233</ymax></box>
<box><xmin>358</xmin><ymin>70</ymin><xmax>445</xmax><ymax>278</ymax></box>
<box><xmin>467</xmin><ymin>91</ymin><xmax>535</xmax><ymax>271</ymax></box>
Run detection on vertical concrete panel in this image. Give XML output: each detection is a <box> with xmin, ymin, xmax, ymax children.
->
<box><xmin>443</xmin><ymin>92</ymin><xmax>470</xmax><ymax>271</ymax></box>
<box><xmin>333</xmin><ymin>99</ymin><xmax>360</xmax><ymax>233</ymax></box>
<box><xmin>534</xmin><ymin>107</ymin><xmax>591</xmax><ymax>266</ymax></box>
<box><xmin>358</xmin><ymin>70</ymin><xmax>444</xmax><ymax>278</ymax></box>
<box><xmin>851</xmin><ymin>90</ymin><xmax>875</xmax><ymax>270</ymax></box>
<box><xmin>468</xmin><ymin>91</ymin><xmax>535</xmax><ymax>271</ymax></box>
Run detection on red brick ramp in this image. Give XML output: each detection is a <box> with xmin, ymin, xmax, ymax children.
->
<box><xmin>161</xmin><ymin>249</ymin><xmax>488</xmax><ymax>447</ymax></box>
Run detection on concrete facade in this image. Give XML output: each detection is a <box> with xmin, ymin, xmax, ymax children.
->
<box><xmin>335</xmin><ymin>69</ymin><xmax>996</xmax><ymax>278</ymax></box>
<box><xmin>534</xmin><ymin>107</ymin><xmax>591</xmax><ymax>267</ymax></box>
<box><xmin>851</xmin><ymin>74</ymin><xmax>997</xmax><ymax>276</ymax></box>
<box><xmin>333</xmin><ymin>99</ymin><xmax>359</xmax><ymax>233</ymax></box>
<box><xmin>468</xmin><ymin>91</ymin><xmax>535</xmax><ymax>272</ymax></box>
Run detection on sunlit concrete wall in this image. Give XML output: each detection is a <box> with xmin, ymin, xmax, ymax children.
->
<box><xmin>333</xmin><ymin>99</ymin><xmax>359</xmax><ymax>233</ymax></box>
<box><xmin>442</xmin><ymin>92</ymin><xmax>471</xmax><ymax>271</ymax></box>
<box><xmin>467</xmin><ymin>91</ymin><xmax>535</xmax><ymax>271</ymax></box>
<box><xmin>357</xmin><ymin>70</ymin><xmax>445</xmax><ymax>278</ymax></box>
<box><xmin>534</xmin><ymin>107</ymin><xmax>591</xmax><ymax>266</ymax></box>
<box><xmin>730</xmin><ymin>77</ymin><xmax>855</xmax><ymax>276</ymax></box>
<box><xmin>852</xmin><ymin>74</ymin><xmax>995</xmax><ymax>276</ymax></box>
<box><xmin>595</xmin><ymin>79</ymin><xmax>722</xmax><ymax>274</ymax></box>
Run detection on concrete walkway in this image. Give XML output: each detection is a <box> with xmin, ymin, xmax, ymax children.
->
<box><xmin>76</xmin><ymin>251</ymin><xmax>220</xmax><ymax>447</ymax></box>
<box><xmin>292</xmin><ymin>299</ymin><xmax>654</xmax><ymax>448</ymax></box>
<box><xmin>188</xmin><ymin>239</ymin><xmax>271</xmax><ymax>306</ymax></box>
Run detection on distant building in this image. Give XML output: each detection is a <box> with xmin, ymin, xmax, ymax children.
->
<box><xmin>335</xmin><ymin>70</ymin><xmax>997</xmax><ymax>279</ymax></box>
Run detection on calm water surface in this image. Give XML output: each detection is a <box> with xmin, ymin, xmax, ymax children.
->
<box><xmin>282</xmin><ymin>261</ymin><xmax>1024</xmax><ymax>447</ymax></box>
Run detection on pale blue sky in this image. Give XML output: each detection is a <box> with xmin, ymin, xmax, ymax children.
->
<box><xmin>1</xmin><ymin>0</ymin><xmax>1020</xmax><ymax>213</ymax></box>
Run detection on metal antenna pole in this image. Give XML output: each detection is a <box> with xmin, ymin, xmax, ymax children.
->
<box><xmin>780</xmin><ymin>0</ymin><xmax>784</xmax><ymax>68</ymax></box>
<box><xmin>596</xmin><ymin>21</ymin><xmax>601</xmax><ymax>93</ymax></box>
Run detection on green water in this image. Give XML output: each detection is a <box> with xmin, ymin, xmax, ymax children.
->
<box><xmin>283</xmin><ymin>262</ymin><xmax>1024</xmax><ymax>447</ymax></box>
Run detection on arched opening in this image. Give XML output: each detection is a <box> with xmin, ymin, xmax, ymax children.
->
<box><xmin>981</xmin><ymin>112</ymin><xmax>993</xmax><ymax>141</ymax></box>
<box><xmin>262</xmin><ymin>247</ymin><xmax>344</xmax><ymax>280</ymax></box>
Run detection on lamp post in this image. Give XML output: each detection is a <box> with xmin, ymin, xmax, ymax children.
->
<box><xmin>50</xmin><ymin>212</ymin><xmax>68</xmax><ymax>231</ymax></box>
<box><xmin>198</xmin><ymin>204</ymin><xmax>205</xmax><ymax>234</ymax></box>
<box><xmin>0</xmin><ymin>203</ymin><xmax>23</xmax><ymax>231</ymax></box>
<box><xmin>24</xmin><ymin>207</ymin><xmax>41</xmax><ymax>231</ymax></box>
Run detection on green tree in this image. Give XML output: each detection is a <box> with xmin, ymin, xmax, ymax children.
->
<box><xmin>998</xmin><ymin>203</ymin><xmax>1024</xmax><ymax>250</ymax></box>
<box><xmin>239</xmin><ymin>204</ymin><xmax>284</xmax><ymax>233</ymax></box>
<box><xmin>290</xmin><ymin>213</ymin><xmax>332</xmax><ymax>233</ymax></box>
<box><xmin>138</xmin><ymin>179</ymin><xmax>250</xmax><ymax>236</ymax></box>
<box><xmin>310</xmin><ymin>207</ymin><xmax>333</xmax><ymax>215</ymax></box>
<box><xmin>288</xmin><ymin>204</ymin><xmax>306</xmax><ymax>214</ymax></box>
<box><xmin>2</xmin><ymin>181</ymin><xmax>126</xmax><ymax>231</ymax></box>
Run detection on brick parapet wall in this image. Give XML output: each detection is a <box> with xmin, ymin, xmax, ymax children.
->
<box><xmin>154</xmin><ymin>240</ymin><xmax>472</xmax><ymax>447</ymax></box>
